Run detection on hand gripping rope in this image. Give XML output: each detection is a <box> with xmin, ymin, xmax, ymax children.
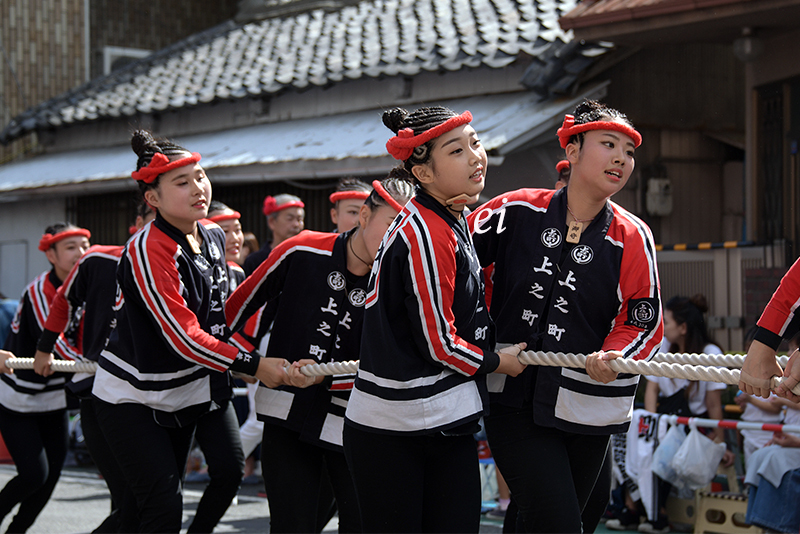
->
<box><xmin>5</xmin><ymin>351</ymin><xmax>799</xmax><ymax>395</ymax></box>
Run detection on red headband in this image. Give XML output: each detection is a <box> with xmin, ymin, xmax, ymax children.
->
<box><xmin>556</xmin><ymin>160</ymin><xmax>570</xmax><ymax>173</ymax></box>
<box><xmin>38</xmin><ymin>228</ymin><xmax>91</xmax><ymax>252</ymax></box>
<box><xmin>386</xmin><ymin>111</ymin><xmax>473</xmax><ymax>161</ymax></box>
<box><xmin>329</xmin><ymin>191</ymin><xmax>370</xmax><ymax>204</ymax></box>
<box><xmin>131</xmin><ymin>152</ymin><xmax>202</xmax><ymax>184</ymax></box>
<box><xmin>556</xmin><ymin>115</ymin><xmax>642</xmax><ymax>149</ymax></box>
<box><xmin>263</xmin><ymin>196</ymin><xmax>304</xmax><ymax>216</ymax></box>
<box><xmin>208</xmin><ymin>211</ymin><xmax>241</xmax><ymax>223</ymax></box>
<box><xmin>371</xmin><ymin>180</ymin><xmax>405</xmax><ymax>213</ymax></box>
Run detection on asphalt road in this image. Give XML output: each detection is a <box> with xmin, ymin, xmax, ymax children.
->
<box><xmin>0</xmin><ymin>464</ymin><xmax>504</xmax><ymax>533</ymax></box>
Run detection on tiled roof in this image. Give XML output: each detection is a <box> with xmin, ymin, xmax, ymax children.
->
<box><xmin>1</xmin><ymin>0</ymin><xmax>610</xmax><ymax>144</ymax></box>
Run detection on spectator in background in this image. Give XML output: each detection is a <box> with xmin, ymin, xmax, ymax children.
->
<box><xmin>0</xmin><ymin>292</ymin><xmax>17</xmax><ymax>349</ymax></box>
<box><xmin>744</xmin><ymin>431</ymin><xmax>800</xmax><ymax>533</ymax></box>
<box><xmin>329</xmin><ymin>177</ymin><xmax>372</xmax><ymax>233</ymax></box>
<box><xmin>735</xmin><ymin>390</ymin><xmax>783</xmax><ymax>466</ymax></box>
<box><xmin>643</xmin><ymin>294</ymin><xmax>734</xmax><ymax>532</ymax></box>
<box><xmin>240</xmin><ymin>233</ymin><xmax>259</xmax><ymax>267</ymax></box>
<box><xmin>243</xmin><ymin>194</ymin><xmax>305</xmax><ymax>276</ymax></box>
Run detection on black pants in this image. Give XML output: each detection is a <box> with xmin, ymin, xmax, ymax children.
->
<box><xmin>343</xmin><ymin>424</ymin><xmax>479</xmax><ymax>533</ymax></box>
<box><xmin>188</xmin><ymin>400</ymin><xmax>244</xmax><ymax>533</ymax></box>
<box><xmin>95</xmin><ymin>400</ymin><xmax>195</xmax><ymax>533</ymax></box>
<box><xmin>81</xmin><ymin>398</ymin><xmax>140</xmax><ymax>533</ymax></box>
<box><xmin>262</xmin><ymin>422</ymin><xmax>360</xmax><ymax>533</ymax></box>
<box><xmin>485</xmin><ymin>406</ymin><xmax>609</xmax><ymax>533</ymax></box>
<box><xmin>0</xmin><ymin>408</ymin><xmax>67</xmax><ymax>534</ymax></box>
<box><xmin>581</xmin><ymin>447</ymin><xmax>611</xmax><ymax>533</ymax></box>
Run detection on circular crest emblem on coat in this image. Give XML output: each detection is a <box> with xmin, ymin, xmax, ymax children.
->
<box><xmin>541</xmin><ymin>228</ymin><xmax>562</xmax><ymax>248</ymax></box>
<box><xmin>571</xmin><ymin>245</ymin><xmax>594</xmax><ymax>265</ymax></box>
<box><xmin>633</xmin><ymin>301</ymin><xmax>656</xmax><ymax>324</ymax></box>
<box><xmin>327</xmin><ymin>271</ymin><xmax>346</xmax><ymax>291</ymax></box>
<box><xmin>349</xmin><ymin>288</ymin><xmax>367</xmax><ymax>307</ymax></box>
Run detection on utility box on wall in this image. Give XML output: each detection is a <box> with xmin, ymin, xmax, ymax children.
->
<box><xmin>646</xmin><ymin>178</ymin><xmax>673</xmax><ymax>217</ymax></box>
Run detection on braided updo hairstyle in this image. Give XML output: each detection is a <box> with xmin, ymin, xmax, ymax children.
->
<box><xmin>365</xmin><ymin>168</ymin><xmax>414</xmax><ymax>212</ymax></box>
<box><xmin>131</xmin><ymin>130</ymin><xmax>192</xmax><ymax>195</ymax></box>
<box><xmin>567</xmin><ymin>100</ymin><xmax>635</xmax><ymax>148</ymax></box>
<box><xmin>382</xmin><ymin>106</ymin><xmax>459</xmax><ymax>183</ymax></box>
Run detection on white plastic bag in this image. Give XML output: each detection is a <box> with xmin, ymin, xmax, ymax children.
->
<box><xmin>651</xmin><ymin>424</ymin><xmax>687</xmax><ymax>486</ymax></box>
<box><xmin>669</xmin><ymin>424</ymin><xmax>726</xmax><ymax>490</ymax></box>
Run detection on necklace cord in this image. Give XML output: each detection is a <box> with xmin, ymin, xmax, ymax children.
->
<box><xmin>349</xmin><ymin>231</ymin><xmax>372</xmax><ymax>268</ymax></box>
<box><xmin>566</xmin><ymin>203</ymin><xmax>593</xmax><ymax>223</ymax></box>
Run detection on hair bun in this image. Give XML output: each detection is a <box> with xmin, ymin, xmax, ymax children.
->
<box><xmin>382</xmin><ymin>108</ymin><xmax>409</xmax><ymax>134</ymax></box>
<box><xmin>573</xmin><ymin>99</ymin><xmax>605</xmax><ymax>117</ymax></box>
<box><xmin>690</xmin><ymin>293</ymin><xmax>709</xmax><ymax>314</ymax></box>
<box><xmin>131</xmin><ymin>130</ymin><xmax>158</xmax><ymax>157</ymax></box>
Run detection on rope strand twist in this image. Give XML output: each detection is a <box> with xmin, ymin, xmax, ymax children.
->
<box><xmin>7</xmin><ymin>351</ymin><xmax>796</xmax><ymax>394</ymax></box>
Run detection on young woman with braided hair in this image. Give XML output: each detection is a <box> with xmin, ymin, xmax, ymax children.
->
<box><xmin>90</xmin><ymin>130</ymin><xmax>314</xmax><ymax>532</ymax></box>
<box><xmin>0</xmin><ymin>222</ymin><xmax>90</xmax><ymax>533</ymax></box>
<box><xmin>468</xmin><ymin>100</ymin><xmax>663</xmax><ymax>532</ymax></box>
<box><xmin>330</xmin><ymin>177</ymin><xmax>372</xmax><ymax>233</ymax></box>
<box><xmin>343</xmin><ymin>106</ymin><xmax>528</xmax><ymax>533</ymax></box>
<box><xmin>31</xmin><ymin>209</ymin><xmax>154</xmax><ymax>533</ymax></box>
<box><xmin>225</xmin><ymin>175</ymin><xmax>412</xmax><ymax>533</ymax></box>
<box><xmin>208</xmin><ymin>200</ymin><xmax>246</xmax><ymax>292</ymax></box>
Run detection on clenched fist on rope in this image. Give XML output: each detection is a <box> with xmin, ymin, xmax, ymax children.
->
<box><xmin>740</xmin><ymin>341</ymin><xmax>794</xmax><ymax>400</ymax></box>
<box><xmin>0</xmin><ymin>350</ymin><xmax>13</xmax><ymax>374</ymax></box>
<box><xmin>585</xmin><ymin>350</ymin><xmax>623</xmax><ymax>384</ymax></box>
<box><xmin>740</xmin><ymin>256</ymin><xmax>800</xmax><ymax>401</ymax></box>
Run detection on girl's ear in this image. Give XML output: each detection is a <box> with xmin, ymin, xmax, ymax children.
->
<box><xmin>412</xmin><ymin>164</ymin><xmax>434</xmax><ymax>185</ymax></box>
<box><xmin>565</xmin><ymin>140</ymin><xmax>580</xmax><ymax>165</ymax></box>
<box><xmin>144</xmin><ymin>189</ymin><xmax>160</xmax><ymax>210</ymax></box>
<box><xmin>44</xmin><ymin>247</ymin><xmax>58</xmax><ymax>266</ymax></box>
<box><xmin>358</xmin><ymin>204</ymin><xmax>371</xmax><ymax>229</ymax></box>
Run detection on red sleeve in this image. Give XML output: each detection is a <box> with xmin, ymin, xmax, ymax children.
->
<box><xmin>129</xmin><ymin>236</ymin><xmax>239</xmax><ymax>372</ymax></box>
<box><xmin>402</xmin><ymin>216</ymin><xmax>497</xmax><ymax>376</ymax></box>
<box><xmin>226</xmin><ymin>231</ymin><xmax>331</xmax><ymax>333</ymax></box>
<box><xmin>43</xmin><ymin>284</ymin><xmax>70</xmax><ymax>334</ymax></box>
<box><xmin>757</xmin><ymin>258</ymin><xmax>800</xmax><ymax>336</ymax></box>
<box><xmin>601</xmin><ymin>208</ymin><xmax>663</xmax><ymax>360</ymax></box>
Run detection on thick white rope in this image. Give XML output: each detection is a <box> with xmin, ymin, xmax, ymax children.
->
<box><xmin>5</xmin><ymin>358</ymin><xmax>98</xmax><ymax>374</ymax></box>
<box><xmin>297</xmin><ymin>351</ymin><xmax>800</xmax><ymax>395</ymax></box>
<box><xmin>514</xmin><ymin>351</ymin><xmax>800</xmax><ymax>395</ymax></box>
<box><xmin>7</xmin><ymin>352</ymin><xmax>797</xmax><ymax>395</ymax></box>
<box><xmin>651</xmin><ymin>352</ymin><xmax>789</xmax><ymax>369</ymax></box>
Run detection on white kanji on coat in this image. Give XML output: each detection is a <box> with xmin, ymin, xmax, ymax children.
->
<box><xmin>522</xmin><ymin>310</ymin><xmax>539</xmax><ymax>327</ymax></box>
<box><xmin>320</xmin><ymin>297</ymin><xmax>339</xmax><ymax>315</ymax></box>
<box><xmin>547</xmin><ymin>323</ymin><xmax>565</xmax><ymax>341</ymax></box>
<box><xmin>558</xmin><ymin>270</ymin><xmax>577</xmax><ymax>291</ymax></box>
<box><xmin>534</xmin><ymin>256</ymin><xmax>553</xmax><ymax>275</ymax></box>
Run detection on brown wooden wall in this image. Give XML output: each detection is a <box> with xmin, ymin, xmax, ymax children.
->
<box><xmin>598</xmin><ymin>43</ymin><xmax>746</xmax><ymax>245</ymax></box>
<box><xmin>0</xmin><ymin>0</ymin><xmax>237</xmax><ymax>166</ymax></box>
<box><xmin>603</xmin><ymin>43</ymin><xmax>744</xmax><ymax>133</ymax></box>
<box><xmin>0</xmin><ymin>0</ymin><xmax>85</xmax><ymax>165</ymax></box>
<box><xmin>87</xmin><ymin>0</ymin><xmax>238</xmax><ymax>79</ymax></box>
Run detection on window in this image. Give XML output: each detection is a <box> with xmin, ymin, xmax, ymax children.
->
<box><xmin>102</xmin><ymin>46</ymin><xmax>152</xmax><ymax>75</ymax></box>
